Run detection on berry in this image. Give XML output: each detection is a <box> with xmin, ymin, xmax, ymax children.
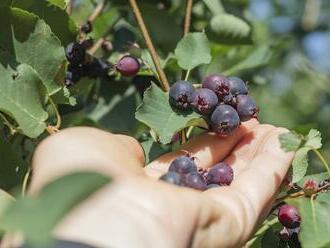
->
<box><xmin>64</xmin><ymin>65</ymin><xmax>84</xmax><ymax>87</ymax></box>
<box><xmin>278</xmin><ymin>204</ymin><xmax>301</xmax><ymax>229</ymax></box>
<box><xmin>210</xmin><ymin>104</ymin><xmax>240</xmax><ymax>135</ymax></box>
<box><xmin>191</xmin><ymin>88</ymin><xmax>218</xmax><ymax>115</ymax></box>
<box><xmin>101</xmin><ymin>39</ymin><xmax>113</xmax><ymax>52</ymax></box>
<box><xmin>116</xmin><ymin>56</ymin><xmax>140</xmax><ymax>77</ymax></box>
<box><xmin>169</xmin><ymin>81</ymin><xmax>194</xmax><ymax>111</ymax></box>
<box><xmin>236</xmin><ymin>95</ymin><xmax>259</xmax><ymax>122</ymax></box>
<box><xmin>169</xmin><ymin>155</ymin><xmax>197</xmax><ymax>175</ymax></box>
<box><xmin>80</xmin><ymin>21</ymin><xmax>92</xmax><ymax>34</ymax></box>
<box><xmin>303</xmin><ymin>179</ymin><xmax>318</xmax><ymax>196</ymax></box>
<box><xmin>81</xmin><ymin>38</ymin><xmax>94</xmax><ymax>50</ymax></box>
<box><xmin>227</xmin><ymin>76</ymin><xmax>248</xmax><ymax>96</ymax></box>
<box><xmin>206</xmin><ymin>162</ymin><xmax>234</xmax><ymax>186</ymax></box>
<box><xmin>159</xmin><ymin>172</ymin><xmax>183</xmax><ymax>186</ymax></box>
<box><xmin>202</xmin><ymin>74</ymin><xmax>230</xmax><ymax>99</ymax></box>
<box><xmin>207</xmin><ymin>184</ymin><xmax>220</xmax><ymax>189</ymax></box>
<box><xmin>65</xmin><ymin>42</ymin><xmax>86</xmax><ymax>66</ymax></box>
<box><xmin>184</xmin><ymin>172</ymin><xmax>207</xmax><ymax>190</ymax></box>
<box><xmin>85</xmin><ymin>58</ymin><xmax>111</xmax><ymax>78</ymax></box>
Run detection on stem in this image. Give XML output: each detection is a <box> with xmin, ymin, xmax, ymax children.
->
<box><xmin>186</xmin><ymin>126</ymin><xmax>194</xmax><ymax>139</ymax></box>
<box><xmin>129</xmin><ymin>0</ymin><xmax>170</xmax><ymax>91</ymax></box>
<box><xmin>0</xmin><ymin>112</ymin><xmax>17</xmax><ymax>135</ymax></box>
<box><xmin>184</xmin><ymin>70</ymin><xmax>191</xmax><ymax>81</ymax></box>
<box><xmin>313</xmin><ymin>149</ymin><xmax>330</xmax><ymax>177</ymax></box>
<box><xmin>184</xmin><ymin>0</ymin><xmax>193</xmax><ymax>36</ymax></box>
<box><xmin>22</xmin><ymin>168</ymin><xmax>31</xmax><ymax>197</ymax></box>
<box><xmin>66</xmin><ymin>0</ymin><xmax>74</xmax><ymax>15</ymax></box>
<box><xmin>88</xmin><ymin>0</ymin><xmax>107</xmax><ymax>22</ymax></box>
<box><xmin>180</xmin><ymin>129</ymin><xmax>187</xmax><ymax>144</ymax></box>
<box><xmin>46</xmin><ymin>96</ymin><xmax>61</xmax><ymax>135</ymax></box>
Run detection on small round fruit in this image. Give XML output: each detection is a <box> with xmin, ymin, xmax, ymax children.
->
<box><xmin>236</xmin><ymin>95</ymin><xmax>259</xmax><ymax>121</ymax></box>
<box><xmin>191</xmin><ymin>88</ymin><xmax>218</xmax><ymax>115</ymax></box>
<box><xmin>80</xmin><ymin>21</ymin><xmax>93</xmax><ymax>34</ymax></box>
<box><xmin>159</xmin><ymin>172</ymin><xmax>183</xmax><ymax>186</ymax></box>
<box><xmin>169</xmin><ymin>155</ymin><xmax>197</xmax><ymax>175</ymax></box>
<box><xmin>210</xmin><ymin>104</ymin><xmax>240</xmax><ymax>135</ymax></box>
<box><xmin>303</xmin><ymin>179</ymin><xmax>318</xmax><ymax>196</ymax></box>
<box><xmin>228</xmin><ymin>76</ymin><xmax>248</xmax><ymax>96</ymax></box>
<box><xmin>64</xmin><ymin>65</ymin><xmax>84</xmax><ymax>86</ymax></box>
<box><xmin>184</xmin><ymin>172</ymin><xmax>207</xmax><ymax>190</ymax></box>
<box><xmin>65</xmin><ymin>42</ymin><xmax>86</xmax><ymax>66</ymax></box>
<box><xmin>169</xmin><ymin>81</ymin><xmax>194</xmax><ymax>110</ymax></box>
<box><xmin>206</xmin><ymin>162</ymin><xmax>233</xmax><ymax>186</ymax></box>
<box><xmin>202</xmin><ymin>74</ymin><xmax>230</xmax><ymax>99</ymax></box>
<box><xmin>81</xmin><ymin>38</ymin><xmax>94</xmax><ymax>50</ymax></box>
<box><xmin>85</xmin><ymin>58</ymin><xmax>111</xmax><ymax>78</ymax></box>
<box><xmin>278</xmin><ymin>204</ymin><xmax>301</xmax><ymax>229</ymax></box>
<box><xmin>116</xmin><ymin>56</ymin><xmax>140</xmax><ymax>77</ymax></box>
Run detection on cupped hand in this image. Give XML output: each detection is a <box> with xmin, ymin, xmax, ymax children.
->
<box><xmin>29</xmin><ymin>119</ymin><xmax>293</xmax><ymax>248</ymax></box>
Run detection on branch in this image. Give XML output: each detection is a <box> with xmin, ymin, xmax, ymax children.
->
<box><xmin>88</xmin><ymin>0</ymin><xmax>107</xmax><ymax>23</ymax></box>
<box><xmin>184</xmin><ymin>0</ymin><xmax>193</xmax><ymax>36</ymax></box>
<box><xmin>129</xmin><ymin>0</ymin><xmax>170</xmax><ymax>91</ymax></box>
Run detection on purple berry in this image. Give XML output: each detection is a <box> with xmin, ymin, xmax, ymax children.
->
<box><xmin>169</xmin><ymin>155</ymin><xmax>197</xmax><ymax>175</ymax></box>
<box><xmin>159</xmin><ymin>171</ymin><xmax>183</xmax><ymax>186</ymax></box>
<box><xmin>207</xmin><ymin>184</ymin><xmax>220</xmax><ymax>189</ymax></box>
<box><xmin>65</xmin><ymin>42</ymin><xmax>86</xmax><ymax>66</ymax></box>
<box><xmin>81</xmin><ymin>38</ymin><xmax>94</xmax><ymax>50</ymax></box>
<box><xmin>228</xmin><ymin>76</ymin><xmax>248</xmax><ymax>96</ymax></box>
<box><xmin>210</xmin><ymin>104</ymin><xmax>240</xmax><ymax>135</ymax></box>
<box><xmin>191</xmin><ymin>88</ymin><xmax>218</xmax><ymax>115</ymax></box>
<box><xmin>85</xmin><ymin>58</ymin><xmax>111</xmax><ymax>78</ymax></box>
<box><xmin>184</xmin><ymin>172</ymin><xmax>207</xmax><ymax>190</ymax></box>
<box><xmin>80</xmin><ymin>21</ymin><xmax>93</xmax><ymax>34</ymax></box>
<box><xmin>206</xmin><ymin>162</ymin><xmax>234</xmax><ymax>186</ymax></box>
<box><xmin>236</xmin><ymin>95</ymin><xmax>259</xmax><ymax>122</ymax></box>
<box><xmin>278</xmin><ymin>204</ymin><xmax>301</xmax><ymax>229</ymax></box>
<box><xmin>202</xmin><ymin>74</ymin><xmax>230</xmax><ymax>100</ymax></box>
<box><xmin>116</xmin><ymin>56</ymin><xmax>140</xmax><ymax>77</ymax></box>
<box><xmin>169</xmin><ymin>81</ymin><xmax>194</xmax><ymax>110</ymax></box>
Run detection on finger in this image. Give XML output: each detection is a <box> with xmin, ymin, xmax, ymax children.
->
<box><xmin>223</xmin><ymin>124</ymin><xmax>277</xmax><ymax>175</ymax></box>
<box><xmin>145</xmin><ymin>119</ymin><xmax>259</xmax><ymax>177</ymax></box>
<box><xmin>115</xmin><ymin>134</ymin><xmax>145</xmax><ymax>165</ymax></box>
<box><xmin>30</xmin><ymin>127</ymin><xmax>145</xmax><ymax>193</ymax></box>
<box><xmin>205</xmin><ymin>128</ymin><xmax>294</xmax><ymax>244</ymax></box>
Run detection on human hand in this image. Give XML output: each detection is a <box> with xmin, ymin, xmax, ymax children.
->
<box><xmin>29</xmin><ymin>119</ymin><xmax>293</xmax><ymax>248</ymax></box>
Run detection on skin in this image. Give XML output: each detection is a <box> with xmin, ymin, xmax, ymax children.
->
<box><xmin>27</xmin><ymin>119</ymin><xmax>293</xmax><ymax>248</ymax></box>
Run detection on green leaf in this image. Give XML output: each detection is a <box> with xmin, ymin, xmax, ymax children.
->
<box><xmin>0</xmin><ymin>137</ymin><xmax>27</xmax><ymax>190</ymax></box>
<box><xmin>47</xmin><ymin>0</ymin><xmax>66</xmax><ymax>9</ymax></box>
<box><xmin>292</xmin><ymin>147</ymin><xmax>312</xmax><ymax>183</ymax></box>
<box><xmin>288</xmin><ymin>193</ymin><xmax>330</xmax><ymax>248</ymax></box>
<box><xmin>207</xmin><ymin>13</ymin><xmax>252</xmax><ymax>44</ymax></box>
<box><xmin>0</xmin><ymin>0</ymin><xmax>11</xmax><ymax>7</ymax></box>
<box><xmin>174</xmin><ymin>32</ymin><xmax>212</xmax><ymax>70</ymax></box>
<box><xmin>224</xmin><ymin>45</ymin><xmax>272</xmax><ymax>75</ymax></box>
<box><xmin>279</xmin><ymin>131</ymin><xmax>303</xmax><ymax>152</ymax></box>
<box><xmin>0</xmin><ymin>172</ymin><xmax>110</xmax><ymax>247</ymax></box>
<box><xmin>305</xmin><ymin>129</ymin><xmax>322</xmax><ymax>150</ymax></box>
<box><xmin>135</xmin><ymin>83</ymin><xmax>207</xmax><ymax>144</ymax></box>
<box><xmin>203</xmin><ymin>0</ymin><xmax>225</xmax><ymax>15</ymax></box>
<box><xmin>0</xmin><ymin>7</ymin><xmax>65</xmax><ymax>94</ymax></box>
<box><xmin>141</xmin><ymin>139</ymin><xmax>170</xmax><ymax>164</ymax></box>
<box><xmin>12</xmin><ymin>0</ymin><xmax>77</xmax><ymax>46</ymax></box>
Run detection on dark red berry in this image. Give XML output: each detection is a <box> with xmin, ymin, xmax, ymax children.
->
<box><xmin>278</xmin><ymin>204</ymin><xmax>301</xmax><ymax>229</ymax></box>
<box><xmin>228</xmin><ymin>76</ymin><xmax>248</xmax><ymax>96</ymax></box>
<box><xmin>210</xmin><ymin>104</ymin><xmax>240</xmax><ymax>135</ymax></box>
<box><xmin>184</xmin><ymin>171</ymin><xmax>207</xmax><ymax>191</ymax></box>
<box><xmin>65</xmin><ymin>42</ymin><xmax>86</xmax><ymax>66</ymax></box>
<box><xmin>191</xmin><ymin>88</ymin><xmax>218</xmax><ymax>115</ymax></box>
<box><xmin>80</xmin><ymin>21</ymin><xmax>93</xmax><ymax>34</ymax></box>
<box><xmin>169</xmin><ymin>155</ymin><xmax>197</xmax><ymax>175</ymax></box>
<box><xmin>159</xmin><ymin>172</ymin><xmax>183</xmax><ymax>186</ymax></box>
<box><xmin>169</xmin><ymin>81</ymin><xmax>194</xmax><ymax>110</ymax></box>
<box><xmin>116</xmin><ymin>56</ymin><xmax>140</xmax><ymax>77</ymax></box>
<box><xmin>202</xmin><ymin>74</ymin><xmax>230</xmax><ymax>99</ymax></box>
<box><xmin>206</xmin><ymin>162</ymin><xmax>233</xmax><ymax>186</ymax></box>
<box><xmin>236</xmin><ymin>95</ymin><xmax>259</xmax><ymax>121</ymax></box>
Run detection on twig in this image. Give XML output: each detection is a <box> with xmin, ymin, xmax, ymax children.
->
<box><xmin>88</xmin><ymin>0</ymin><xmax>107</xmax><ymax>23</ymax></box>
<box><xmin>184</xmin><ymin>0</ymin><xmax>193</xmax><ymax>36</ymax></box>
<box><xmin>66</xmin><ymin>0</ymin><xmax>74</xmax><ymax>15</ymax></box>
<box><xmin>129</xmin><ymin>0</ymin><xmax>170</xmax><ymax>91</ymax></box>
<box><xmin>46</xmin><ymin>96</ymin><xmax>61</xmax><ymax>135</ymax></box>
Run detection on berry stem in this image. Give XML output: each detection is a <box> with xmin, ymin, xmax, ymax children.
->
<box><xmin>184</xmin><ymin>0</ymin><xmax>194</xmax><ymax>36</ymax></box>
<box><xmin>46</xmin><ymin>96</ymin><xmax>61</xmax><ymax>134</ymax></box>
<box><xmin>0</xmin><ymin>112</ymin><xmax>17</xmax><ymax>135</ymax></box>
<box><xmin>88</xmin><ymin>0</ymin><xmax>107</xmax><ymax>22</ymax></box>
<box><xmin>21</xmin><ymin>168</ymin><xmax>31</xmax><ymax>197</ymax></box>
<box><xmin>313</xmin><ymin>149</ymin><xmax>330</xmax><ymax>177</ymax></box>
<box><xmin>129</xmin><ymin>0</ymin><xmax>170</xmax><ymax>91</ymax></box>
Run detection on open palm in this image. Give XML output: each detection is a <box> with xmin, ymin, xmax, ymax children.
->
<box><xmin>29</xmin><ymin>119</ymin><xmax>293</xmax><ymax>248</ymax></box>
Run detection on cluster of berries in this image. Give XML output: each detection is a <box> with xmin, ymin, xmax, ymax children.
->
<box><xmin>277</xmin><ymin>204</ymin><xmax>301</xmax><ymax>246</ymax></box>
<box><xmin>169</xmin><ymin>74</ymin><xmax>258</xmax><ymax>135</ymax></box>
<box><xmin>64</xmin><ymin>22</ymin><xmax>141</xmax><ymax>86</ymax></box>
<box><xmin>159</xmin><ymin>155</ymin><xmax>233</xmax><ymax>191</ymax></box>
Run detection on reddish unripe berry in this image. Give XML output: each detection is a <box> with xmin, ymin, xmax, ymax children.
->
<box><xmin>278</xmin><ymin>204</ymin><xmax>301</xmax><ymax>228</ymax></box>
<box><xmin>202</xmin><ymin>74</ymin><xmax>230</xmax><ymax>99</ymax></box>
<box><xmin>303</xmin><ymin>179</ymin><xmax>318</xmax><ymax>196</ymax></box>
<box><xmin>191</xmin><ymin>88</ymin><xmax>218</xmax><ymax>115</ymax></box>
<box><xmin>206</xmin><ymin>162</ymin><xmax>234</xmax><ymax>186</ymax></box>
<box><xmin>116</xmin><ymin>56</ymin><xmax>140</xmax><ymax>77</ymax></box>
